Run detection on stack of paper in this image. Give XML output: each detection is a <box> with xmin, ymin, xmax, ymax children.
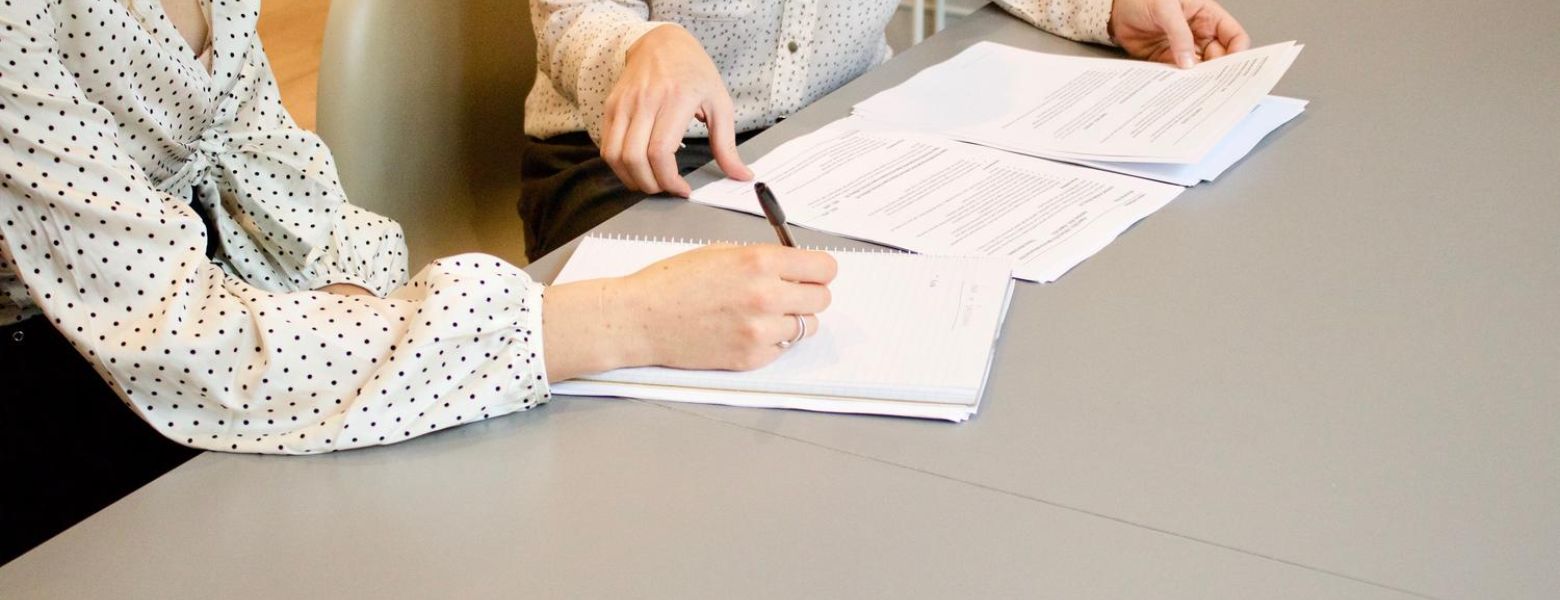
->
<box><xmin>550</xmin><ymin>236</ymin><xmax>1015</xmax><ymax>422</ymax></box>
<box><xmin>1066</xmin><ymin>96</ymin><xmax>1308</xmax><ymax>185</ymax></box>
<box><xmin>690</xmin><ymin>41</ymin><xmax>1307</xmax><ymax>284</ymax></box>
<box><xmin>692</xmin><ymin>118</ymin><xmax>1184</xmax><ymax>282</ymax></box>
<box><xmin>852</xmin><ymin>41</ymin><xmax>1306</xmax><ymax>185</ymax></box>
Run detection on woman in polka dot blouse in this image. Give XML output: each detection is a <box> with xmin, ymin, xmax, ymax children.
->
<box><xmin>0</xmin><ymin>0</ymin><xmax>836</xmax><ymax>563</ymax></box>
<box><xmin>520</xmin><ymin>0</ymin><xmax>1251</xmax><ymax>259</ymax></box>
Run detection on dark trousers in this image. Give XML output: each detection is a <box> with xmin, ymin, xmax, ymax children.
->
<box><xmin>0</xmin><ymin>317</ymin><xmax>199</xmax><ymax>565</ymax></box>
<box><xmin>518</xmin><ymin>130</ymin><xmax>761</xmax><ymax>261</ymax></box>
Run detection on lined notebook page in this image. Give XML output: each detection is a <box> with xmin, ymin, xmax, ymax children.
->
<box><xmin>551</xmin><ymin>236</ymin><xmax>1014</xmax><ymax>406</ymax></box>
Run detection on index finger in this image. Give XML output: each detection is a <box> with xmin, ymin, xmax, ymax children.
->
<box><xmin>704</xmin><ymin>94</ymin><xmax>753</xmax><ymax>181</ymax></box>
<box><xmin>1152</xmin><ymin>0</ymin><xmax>1199</xmax><ymax>68</ymax></box>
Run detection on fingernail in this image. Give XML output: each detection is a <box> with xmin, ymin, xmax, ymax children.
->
<box><xmin>1177</xmin><ymin>51</ymin><xmax>1197</xmax><ymax>68</ymax></box>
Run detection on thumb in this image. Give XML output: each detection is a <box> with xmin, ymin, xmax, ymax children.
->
<box><xmin>704</xmin><ymin>96</ymin><xmax>753</xmax><ymax>181</ymax></box>
<box><xmin>1153</xmin><ymin>0</ymin><xmax>1200</xmax><ymax>68</ymax></box>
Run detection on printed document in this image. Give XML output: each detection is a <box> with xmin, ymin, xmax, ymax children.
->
<box><xmin>853</xmin><ymin>41</ymin><xmax>1303</xmax><ymax>164</ymax></box>
<box><xmin>1068</xmin><ymin>95</ymin><xmax>1309</xmax><ymax>185</ymax></box>
<box><xmin>692</xmin><ymin>118</ymin><xmax>1183</xmax><ymax>283</ymax></box>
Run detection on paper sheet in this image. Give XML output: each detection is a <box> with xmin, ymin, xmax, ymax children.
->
<box><xmin>692</xmin><ymin>118</ymin><xmax>1184</xmax><ymax>282</ymax></box>
<box><xmin>853</xmin><ymin>41</ymin><xmax>1303</xmax><ymax>164</ymax></box>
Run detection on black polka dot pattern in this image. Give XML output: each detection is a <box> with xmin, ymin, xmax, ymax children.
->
<box><xmin>525</xmin><ymin>0</ymin><xmax>1114</xmax><ymax>141</ymax></box>
<box><xmin>0</xmin><ymin>0</ymin><xmax>551</xmax><ymax>454</ymax></box>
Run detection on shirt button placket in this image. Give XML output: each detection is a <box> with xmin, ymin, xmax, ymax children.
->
<box><xmin>770</xmin><ymin>1</ymin><xmax>818</xmax><ymax>117</ymax></box>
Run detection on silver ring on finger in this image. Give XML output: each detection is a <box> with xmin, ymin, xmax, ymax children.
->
<box><xmin>776</xmin><ymin>314</ymin><xmax>807</xmax><ymax>349</ymax></box>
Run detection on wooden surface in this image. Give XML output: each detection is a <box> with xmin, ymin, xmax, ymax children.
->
<box><xmin>257</xmin><ymin>0</ymin><xmax>330</xmax><ymax>131</ymax></box>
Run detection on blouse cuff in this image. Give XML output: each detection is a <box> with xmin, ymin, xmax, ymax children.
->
<box><xmin>299</xmin><ymin>205</ymin><xmax>411</xmax><ymax>297</ymax></box>
<box><xmin>516</xmin><ymin>283</ymin><xmax>551</xmax><ymax>400</ymax></box>
<box><xmin>411</xmin><ymin>255</ymin><xmax>552</xmax><ymax>411</ymax></box>
<box><xmin>1075</xmin><ymin>4</ymin><xmax>1114</xmax><ymax>46</ymax></box>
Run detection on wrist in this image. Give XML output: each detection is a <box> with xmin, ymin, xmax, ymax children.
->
<box><xmin>626</xmin><ymin>23</ymin><xmax>688</xmax><ymax>63</ymax></box>
<box><xmin>541</xmin><ymin>278</ymin><xmax>655</xmax><ymax>382</ymax></box>
<box><xmin>596</xmin><ymin>277</ymin><xmax>660</xmax><ymax>369</ymax></box>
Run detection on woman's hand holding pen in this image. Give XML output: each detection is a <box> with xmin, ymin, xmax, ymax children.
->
<box><xmin>542</xmin><ymin>245</ymin><xmax>836</xmax><ymax>381</ymax></box>
<box><xmin>601</xmin><ymin>24</ymin><xmax>754</xmax><ymax>197</ymax></box>
<box><xmin>1110</xmin><ymin>0</ymin><xmax>1251</xmax><ymax>68</ymax></box>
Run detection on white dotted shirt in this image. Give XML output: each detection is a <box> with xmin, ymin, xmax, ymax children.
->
<box><xmin>0</xmin><ymin>0</ymin><xmax>550</xmax><ymax>454</ymax></box>
<box><xmin>525</xmin><ymin>0</ymin><xmax>1115</xmax><ymax>141</ymax></box>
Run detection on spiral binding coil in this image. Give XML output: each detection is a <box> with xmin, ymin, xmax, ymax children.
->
<box><xmin>585</xmin><ymin>233</ymin><xmax>911</xmax><ymax>255</ymax></box>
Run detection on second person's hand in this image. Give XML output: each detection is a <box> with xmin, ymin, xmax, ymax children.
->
<box><xmin>1110</xmin><ymin>0</ymin><xmax>1251</xmax><ymax>69</ymax></box>
<box><xmin>601</xmin><ymin>25</ymin><xmax>753</xmax><ymax>197</ymax></box>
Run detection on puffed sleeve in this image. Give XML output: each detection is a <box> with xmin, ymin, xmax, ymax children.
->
<box><xmin>0</xmin><ymin>7</ymin><xmax>551</xmax><ymax>454</ymax></box>
<box><xmin>531</xmin><ymin>0</ymin><xmax>673</xmax><ymax>141</ymax></box>
<box><xmin>993</xmin><ymin>0</ymin><xmax>1117</xmax><ymax>46</ymax></box>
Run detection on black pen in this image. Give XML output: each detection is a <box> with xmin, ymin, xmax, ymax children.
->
<box><xmin>754</xmin><ymin>182</ymin><xmax>797</xmax><ymax>248</ymax></box>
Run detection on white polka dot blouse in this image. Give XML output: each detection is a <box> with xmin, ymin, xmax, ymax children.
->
<box><xmin>525</xmin><ymin>0</ymin><xmax>1115</xmax><ymax>141</ymax></box>
<box><xmin>0</xmin><ymin>0</ymin><xmax>550</xmax><ymax>454</ymax></box>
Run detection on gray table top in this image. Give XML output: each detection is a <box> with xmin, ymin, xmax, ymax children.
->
<box><xmin>4</xmin><ymin>2</ymin><xmax>1557</xmax><ymax>599</ymax></box>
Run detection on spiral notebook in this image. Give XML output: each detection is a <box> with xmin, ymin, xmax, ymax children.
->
<box><xmin>549</xmin><ymin>236</ymin><xmax>1016</xmax><ymax>422</ymax></box>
